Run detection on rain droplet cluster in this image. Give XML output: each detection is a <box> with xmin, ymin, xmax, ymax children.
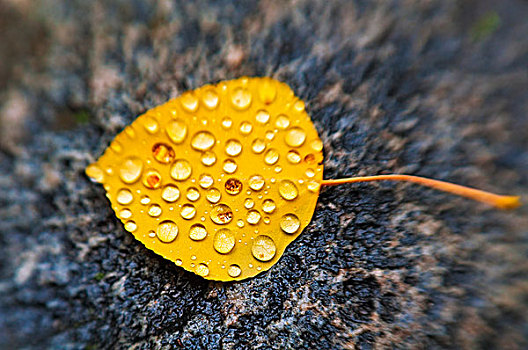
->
<box><xmin>86</xmin><ymin>77</ymin><xmax>324</xmax><ymax>281</ymax></box>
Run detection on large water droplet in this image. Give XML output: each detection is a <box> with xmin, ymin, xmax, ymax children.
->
<box><xmin>213</xmin><ymin>228</ymin><xmax>235</xmax><ymax>254</ymax></box>
<box><xmin>199</xmin><ymin>174</ymin><xmax>214</xmax><ymax>188</ymax></box>
<box><xmin>189</xmin><ymin>223</ymin><xmax>207</xmax><ymax>241</ymax></box>
<box><xmin>258</xmin><ymin>79</ymin><xmax>277</xmax><ymax>104</ymax></box>
<box><xmin>225</xmin><ymin>139</ymin><xmax>242</xmax><ymax>157</ymax></box>
<box><xmin>261</xmin><ymin>199</ymin><xmax>276</xmax><ymax>213</ymax></box>
<box><xmin>170</xmin><ymin>160</ymin><xmax>192</xmax><ymax>181</ymax></box>
<box><xmin>223</xmin><ymin>159</ymin><xmax>237</xmax><ymax>174</ymax></box>
<box><xmin>255</xmin><ymin>110</ymin><xmax>270</xmax><ymax>124</ymax></box>
<box><xmin>231</xmin><ymin>87</ymin><xmax>252</xmax><ymax>110</ymax></box>
<box><xmin>210</xmin><ymin>204</ymin><xmax>233</xmax><ymax>224</ymax></box>
<box><xmin>181</xmin><ymin>92</ymin><xmax>199</xmax><ymax>112</ymax></box>
<box><xmin>148</xmin><ymin>204</ymin><xmax>162</xmax><ymax>217</ymax></box>
<box><xmin>117</xmin><ymin>189</ymin><xmax>134</xmax><ymax>205</ymax></box>
<box><xmin>195</xmin><ymin>263</ymin><xmax>210</xmax><ymax>277</ymax></box>
<box><xmin>143</xmin><ymin>169</ymin><xmax>162</xmax><ymax>189</ymax></box>
<box><xmin>119</xmin><ymin>156</ymin><xmax>143</xmax><ymax>184</ymax></box>
<box><xmin>161</xmin><ymin>184</ymin><xmax>180</xmax><ymax>202</ymax></box>
<box><xmin>225</xmin><ymin>178</ymin><xmax>243</xmax><ymax>195</ymax></box>
<box><xmin>251</xmin><ymin>235</ymin><xmax>276</xmax><ymax>262</ymax></box>
<box><xmin>206</xmin><ymin>188</ymin><xmax>221</xmax><ymax>203</ymax></box>
<box><xmin>246</xmin><ymin>210</ymin><xmax>261</xmax><ymax>225</ymax></box>
<box><xmin>275</xmin><ymin>115</ymin><xmax>290</xmax><ymax>129</ymax></box>
<box><xmin>251</xmin><ymin>138</ymin><xmax>266</xmax><ymax>154</ymax></box>
<box><xmin>186</xmin><ymin>187</ymin><xmax>200</xmax><ymax>201</ymax></box>
<box><xmin>180</xmin><ymin>204</ymin><xmax>196</xmax><ymax>219</ymax></box>
<box><xmin>279</xmin><ymin>180</ymin><xmax>298</xmax><ymax>200</ymax></box>
<box><xmin>191</xmin><ymin>131</ymin><xmax>216</xmax><ymax>151</ymax></box>
<box><xmin>166</xmin><ymin>120</ymin><xmax>188</xmax><ymax>144</ymax></box>
<box><xmin>156</xmin><ymin>220</ymin><xmax>178</xmax><ymax>242</ymax></box>
<box><xmin>201</xmin><ymin>151</ymin><xmax>216</xmax><ymax>166</ymax></box>
<box><xmin>143</xmin><ymin>116</ymin><xmax>159</xmax><ymax>133</ymax></box>
<box><xmin>248</xmin><ymin>175</ymin><xmax>265</xmax><ymax>191</ymax></box>
<box><xmin>227</xmin><ymin>264</ymin><xmax>242</xmax><ymax>278</ymax></box>
<box><xmin>124</xmin><ymin>221</ymin><xmax>137</xmax><ymax>232</ymax></box>
<box><xmin>86</xmin><ymin>164</ymin><xmax>105</xmax><ymax>183</ymax></box>
<box><xmin>202</xmin><ymin>89</ymin><xmax>219</xmax><ymax>109</ymax></box>
<box><xmin>239</xmin><ymin>121</ymin><xmax>253</xmax><ymax>135</ymax></box>
<box><xmin>152</xmin><ymin>143</ymin><xmax>175</xmax><ymax>163</ymax></box>
<box><xmin>280</xmin><ymin>213</ymin><xmax>300</xmax><ymax>234</ymax></box>
<box><xmin>286</xmin><ymin>150</ymin><xmax>301</xmax><ymax>164</ymax></box>
<box><xmin>285</xmin><ymin>127</ymin><xmax>306</xmax><ymax>147</ymax></box>
<box><xmin>264</xmin><ymin>149</ymin><xmax>279</xmax><ymax>165</ymax></box>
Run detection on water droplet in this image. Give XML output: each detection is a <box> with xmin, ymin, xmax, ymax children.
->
<box><xmin>244</xmin><ymin>198</ymin><xmax>255</xmax><ymax>209</ymax></box>
<box><xmin>223</xmin><ymin>159</ymin><xmax>237</xmax><ymax>174</ymax></box>
<box><xmin>206</xmin><ymin>188</ymin><xmax>221</xmax><ymax>203</ymax></box>
<box><xmin>156</xmin><ymin>220</ymin><xmax>178</xmax><ymax>242</ymax></box>
<box><xmin>274</xmin><ymin>166</ymin><xmax>282</xmax><ymax>173</ymax></box>
<box><xmin>199</xmin><ymin>174</ymin><xmax>214</xmax><ymax>188</ymax></box>
<box><xmin>227</xmin><ymin>264</ymin><xmax>242</xmax><ymax>278</ymax></box>
<box><xmin>279</xmin><ymin>180</ymin><xmax>298</xmax><ymax>200</ymax></box>
<box><xmin>119</xmin><ymin>156</ymin><xmax>143</xmax><ymax>184</ymax></box>
<box><xmin>213</xmin><ymin>229</ymin><xmax>235</xmax><ymax>254</ymax></box>
<box><xmin>237</xmin><ymin>219</ymin><xmax>245</xmax><ymax>228</ymax></box>
<box><xmin>181</xmin><ymin>92</ymin><xmax>199</xmax><ymax>112</ymax></box>
<box><xmin>248</xmin><ymin>175</ymin><xmax>265</xmax><ymax>191</ymax></box>
<box><xmin>231</xmin><ymin>87</ymin><xmax>252</xmax><ymax>110</ymax></box>
<box><xmin>239</xmin><ymin>121</ymin><xmax>253</xmax><ymax>135</ymax></box>
<box><xmin>265</xmin><ymin>131</ymin><xmax>275</xmax><ymax>141</ymax></box>
<box><xmin>307</xmin><ymin>180</ymin><xmax>320</xmax><ymax>192</ymax></box>
<box><xmin>305</xmin><ymin>168</ymin><xmax>315</xmax><ymax>178</ymax></box>
<box><xmin>221</xmin><ymin>117</ymin><xmax>233</xmax><ymax>129</ymax></box>
<box><xmin>148</xmin><ymin>204</ymin><xmax>162</xmax><ymax>217</ymax></box>
<box><xmin>304</xmin><ymin>153</ymin><xmax>316</xmax><ymax>164</ymax></box>
<box><xmin>195</xmin><ymin>263</ymin><xmax>209</xmax><ymax>277</ymax></box>
<box><xmin>246</xmin><ymin>210</ymin><xmax>261</xmax><ymax>225</ymax></box>
<box><xmin>258</xmin><ymin>79</ymin><xmax>277</xmax><ymax>104</ymax></box>
<box><xmin>143</xmin><ymin>116</ymin><xmax>159</xmax><ymax>133</ymax></box>
<box><xmin>140</xmin><ymin>195</ymin><xmax>151</xmax><ymax>205</ymax></box>
<box><xmin>280</xmin><ymin>213</ymin><xmax>300</xmax><ymax>234</ymax></box>
<box><xmin>124</xmin><ymin>221</ymin><xmax>137</xmax><ymax>232</ymax></box>
<box><xmin>275</xmin><ymin>115</ymin><xmax>290</xmax><ymax>129</ymax></box>
<box><xmin>119</xmin><ymin>208</ymin><xmax>132</xmax><ymax>219</ymax></box>
<box><xmin>166</xmin><ymin>120</ymin><xmax>188</xmax><ymax>144</ymax></box>
<box><xmin>251</xmin><ymin>235</ymin><xmax>276</xmax><ymax>262</ymax></box>
<box><xmin>161</xmin><ymin>185</ymin><xmax>180</xmax><ymax>202</ymax></box>
<box><xmin>263</xmin><ymin>217</ymin><xmax>270</xmax><ymax>224</ymax></box>
<box><xmin>293</xmin><ymin>100</ymin><xmax>305</xmax><ymax>112</ymax></box>
<box><xmin>264</xmin><ymin>149</ymin><xmax>279</xmax><ymax>165</ymax></box>
<box><xmin>186</xmin><ymin>187</ymin><xmax>200</xmax><ymax>201</ymax></box>
<box><xmin>201</xmin><ymin>151</ymin><xmax>216</xmax><ymax>166</ymax></box>
<box><xmin>110</xmin><ymin>141</ymin><xmax>122</xmax><ymax>153</ymax></box>
<box><xmin>117</xmin><ymin>189</ymin><xmax>134</xmax><ymax>205</ymax></box>
<box><xmin>175</xmin><ymin>259</ymin><xmax>183</xmax><ymax>266</ymax></box>
<box><xmin>262</xmin><ymin>199</ymin><xmax>276</xmax><ymax>213</ymax></box>
<box><xmin>225</xmin><ymin>139</ymin><xmax>242</xmax><ymax>157</ymax></box>
<box><xmin>191</xmin><ymin>131</ymin><xmax>216</xmax><ymax>151</ymax></box>
<box><xmin>285</xmin><ymin>127</ymin><xmax>306</xmax><ymax>147</ymax></box>
<box><xmin>125</xmin><ymin>127</ymin><xmax>136</xmax><ymax>138</ymax></box>
<box><xmin>148</xmin><ymin>231</ymin><xmax>156</xmax><ymax>238</ymax></box>
<box><xmin>180</xmin><ymin>204</ymin><xmax>196</xmax><ymax>219</ymax></box>
<box><xmin>202</xmin><ymin>89</ymin><xmax>219</xmax><ymax>109</ymax></box>
<box><xmin>225</xmin><ymin>178</ymin><xmax>243</xmax><ymax>195</ymax></box>
<box><xmin>142</xmin><ymin>169</ymin><xmax>162</xmax><ymax>189</ymax></box>
<box><xmin>251</xmin><ymin>138</ymin><xmax>266</xmax><ymax>154</ymax></box>
<box><xmin>311</xmin><ymin>139</ymin><xmax>323</xmax><ymax>152</ymax></box>
<box><xmin>170</xmin><ymin>160</ymin><xmax>192</xmax><ymax>181</ymax></box>
<box><xmin>210</xmin><ymin>204</ymin><xmax>233</xmax><ymax>224</ymax></box>
<box><xmin>255</xmin><ymin>110</ymin><xmax>270</xmax><ymax>124</ymax></box>
<box><xmin>189</xmin><ymin>223</ymin><xmax>207</xmax><ymax>241</ymax></box>
<box><xmin>152</xmin><ymin>143</ymin><xmax>175</xmax><ymax>163</ymax></box>
<box><xmin>286</xmin><ymin>150</ymin><xmax>301</xmax><ymax>164</ymax></box>
<box><xmin>86</xmin><ymin>164</ymin><xmax>104</xmax><ymax>183</ymax></box>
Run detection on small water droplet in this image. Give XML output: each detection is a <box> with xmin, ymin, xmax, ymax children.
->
<box><xmin>293</xmin><ymin>100</ymin><xmax>305</xmax><ymax>112</ymax></box>
<box><xmin>143</xmin><ymin>116</ymin><xmax>159</xmax><ymax>133</ymax></box>
<box><xmin>274</xmin><ymin>166</ymin><xmax>282</xmax><ymax>173</ymax></box>
<box><xmin>186</xmin><ymin>187</ymin><xmax>200</xmax><ymax>201</ymax></box>
<box><xmin>142</xmin><ymin>169</ymin><xmax>162</xmax><ymax>189</ymax></box>
<box><xmin>195</xmin><ymin>263</ymin><xmax>209</xmax><ymax>277</ymax></box>
<box><xmin>279</xmin><ymin>180</ymin><xmax>298</xmax><ymax>200</ymax></box>
<box><xmin>117</xmin><ymin>189</ymin><xmax>134</xmax><ymax>205</ymax></box>
<box><xmin>223</xmin><ymin>159</ymin><xmax>237</xmax><ymax>174</ymax></box>
<box><xmin>199</xmin><ymin>174</ymin><xmax>214</xmax><ymax>188</ymax></box>
<box><xmin>251</xmin><ymin>138</ymin><xmax>266</xmax><ymax>154</ymax></box>
<box><xmin>170</xmin><ymin>160</ymin><xmax>192</xmax><ymax>181</ymax></box>
<box><xmin>148</xmin><ymin>204</ymin><xmax>162</xmax><ymax>217</ymax></box>
<box><xmin>264</xmin><ymin>149</ymin><xmax>279</xmax><ymax>165</ymax></box>
<box><xmin>231</xmin><ymin>87</ymin><xmax>252</xmax><ymax>110</ymax></box>
<box><xmin>221</xmin><ymin>117</ymin><xmax>233</xmax><ymax>129</ymax></box>
<box><xmin>244</xmin><ymin>198</ymin><xmax>255</xmax><ymax>209</ymax></box>
<box><xmin>175</xmin><ymin>259</ymin><xmax>183</xmax><ymax>266</ymax></box>
<box><xmin>148</xmin><ymin>230</ymin><xmax>156</xmax><ymax>238</ymax></box>
<box><xmin>156</xmin><ymin>220</ymin><xmax>178</xmax><ymax>242</ymax></box>
<box><xmin>166</xmin><ymin>120</ymin><xmax>188</xmax><ymax>144</ymax></box>
<box><xmin>237</xmin><ymin>219</ymin><xmax>245</xmax><ymax>228</ymax></box>
<box><xmin>263</xmin><ymin>216</ymin><xmax>270</xmax><ymax>224</ymax></box>
<box><xmin>189</xmin><ymin>223</ymin><xmax>207</xmax><ymax>241</ymax></box>
<box><xmin>152</xmin><ymin>143</ymin><xmax>175</xmax><ymax>163</ymax></box>
<box><xmin>248</xmin><ymin>175</ymin><xmax>265</xmax><ymax>191</ymax></box>
<box><xmin>280</xmin><ymin>213</ymin><xmax>300</xmax><ymax>234</ymax></box>
<box><xmin>181</xmin><ymin>92</ymin><xmax>199</xmax><ymax>112</ymax></box>
<box><xmin>246</xmin><ymin>210</ymin><xmax>261</xmax><ymax>225</ymax></box>
<box><xmin>213</xmin><ymin>228</ymin><xmax>236</xmax><ymax>254</ymax></box>
<box><xmin>251</xmin><ymin>235</ymin><xmax>276</xmax><ymax>262</ymax></box>
<box><xmin>286</xmin><ymin>150</ymin><xmax>301</xmax><ymax>164</ymax></box>
<box><xmin>201</xmin><ymin>151</ymin><xmax>216</xmax><ymax>166</ymax></box>
<box><xmin>124</xmin><ymin>221</ymin><xmax>137</xmax><ymax>232</ymax></box>
<box><xmin>125</xmin><ymin>127</ymin><xmax>136</xmax><ymax>138</ymax></box>
<box><xmin>265</xmin><ymin>130</ymin><xmax>275</xmax><ymax>140</ymax></box>
<box><xmin>119</xmin><ymin>208</ymin><xmax>132</xmax><ymax>219</ymax></box>
<box><xmin>86</xmin><ymin>164</ymin><xmax>105</xmax><ymax>183</ymax></box>
<box><xmin>311</xmin><ymin>139</ymin><xmax>323</xmax><ymax>152</ymax></box>
<box><xmin>140</xmin><ymin>195</ymin><xmax>151</xmax><ymax>205</ymax></box>
<box><xmin>119</xmin><ymin>156</ymin><xmax>143</xmax><ymax>184</ymax></box>
<box><xmin>262</xmin><ymin>199</ymin><xmax>276</xmax><ymax>213</ymax></box>
<box><xmin>304</xmin><ymin>153</ymin><xmax>315</xmax><ymax>163</ymax></box>
<box><xmin>202</xmin><ymin>89</ymin><xmax>219</xmax><ymax>109</ymax></box>
<box><xmin>225</xmin><ymin>178</ymin><xmax>243</xmax><ymax>195</ymax></box>
<box><xmin>258</xmin><ymin>79</ymin><xmax>277</xmax><ymax>104</ymax></box>
<box><xmin>110</xmin><ymin>141</ymin><xmax>122</xmax><ymax>153</ymax></box>
<box><xmin>206</xmin><ymin>188</ymin><xmax>221</xmax><ymax>203</ymax></box>
<box><xmin>227</xmin><ymin>264</ymin><xmax>242</xmax><ymax>278</ymax></box>
<box><xmin>305</xmin><ymin>168</ymin><xmax>315</xmax><ymax>178</ymax></box>
<box><xmin>225</xmin><ymin>139</ymin><xmax>242</xmax><ymax>157</ymax></box>
<box><xmin>255</xmin><ymin>110</ymin><xmax>270</xmax><ymax>124</ymax></box>
<box><xmin>307</xmin><ymin>180</ymin><xmax>320</xmax><ymax>192</ymax></box>
<box><xmin>191</xmin><ymin>131</ymin><xmax>216</xmax><ymax>151</ymax></box>
<box><xmin>210</xmin><ymin>204</ymin><xmax>233</xmax><ymax>225</ymax></box>
<box><xmin>275</xmin><ymin>115</ymin><xmax>290</xmax><ymax>129</ymax></box>
<box><xmin>239</xmin><ymin>121</ymin><xmax>253</xmax><ymax>135</ymax></box>
<box><xmin>180</xmin><ymin>204</ymin><xmax>196</xmax><ymax>219</ymax></box>
<box><xmin>161</xmin><ymin>185</ymin><xmax>180</xmax><ymax>202</ymax></box>
<box><xmin>285</xmin><ymin>127</ymin><xmax>306</xmax><ymax>147</ymax></box>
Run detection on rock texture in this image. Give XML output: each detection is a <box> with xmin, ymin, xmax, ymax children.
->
<box><xmin>1</xmin><ymin>0</ymin><xmax>527</xmax><ymax>349</ymax></box>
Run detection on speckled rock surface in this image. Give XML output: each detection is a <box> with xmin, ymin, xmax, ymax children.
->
<box><xmin>1</xmin><ymin>0</ymin><xmax>527</xmax><ymax>349</ymax></box>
